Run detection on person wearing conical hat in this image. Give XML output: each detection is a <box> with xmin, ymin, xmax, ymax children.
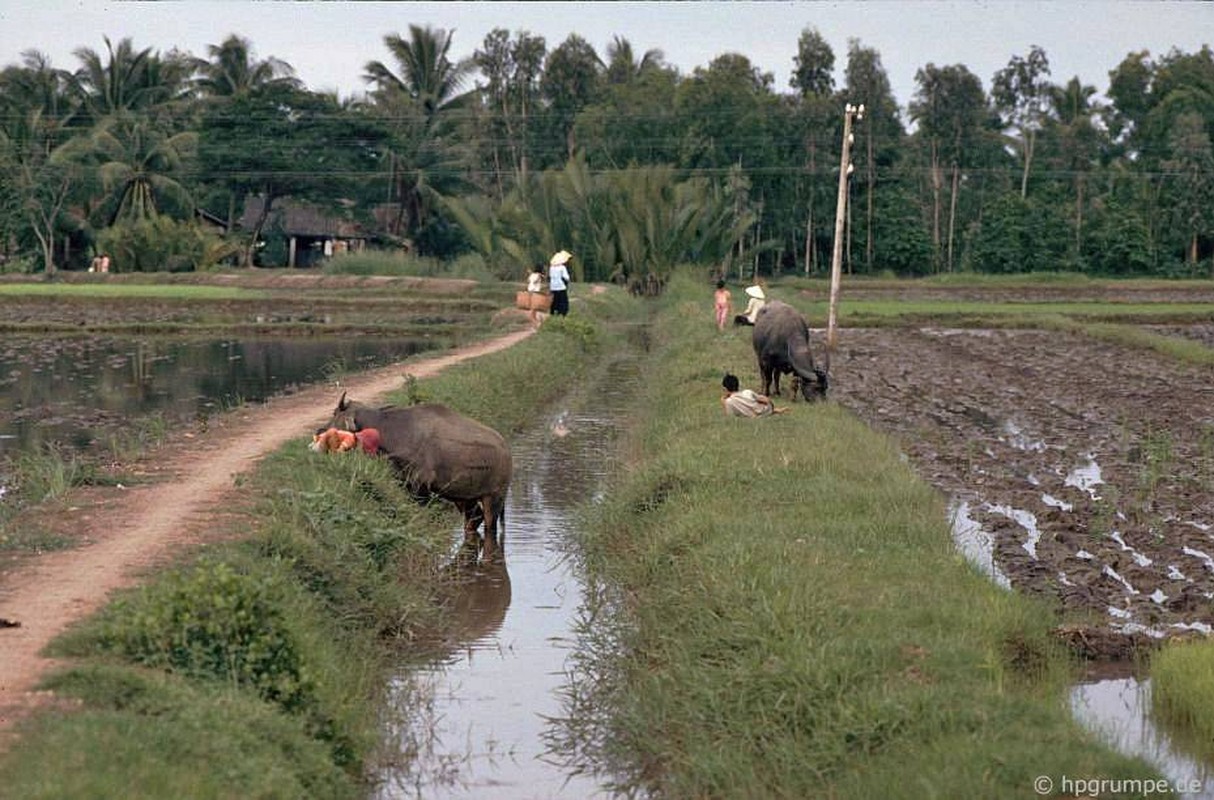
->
<box><xmin>733</xmin><ymin>283</ymin><xmax>766</xmax><ymax>326</ymax></box>
<box><xmin>548</xmin><ymin>250</ymin><xmax>572</xmax><ymax>317</ymax></box>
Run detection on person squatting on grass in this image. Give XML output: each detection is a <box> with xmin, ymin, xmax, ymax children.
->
<box><xmin>548</xmin><ymin>250</ymin><xmax>572</xmax><ymax>317</ymax></box>
<box><xmin>722</xmin><ymin>372</ymin><xmax>787</xmax><ymax>417</ymax></box>
<box><xmin>734</xmin><ymin>284</ymin><xmax>765</xmax><ymax>326</ymax></box>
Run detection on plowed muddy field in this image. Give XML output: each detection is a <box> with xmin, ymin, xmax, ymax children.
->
<box><xmin>830</xmin><ymin>324</ymin><xmax>1214</xmax><ymax>657</ymax></box>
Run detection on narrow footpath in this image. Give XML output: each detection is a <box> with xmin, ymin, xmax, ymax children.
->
<box><xmin>0</xmin><ymin>328</ymin><xmax>535</xmax><ymax>742</ymax></box>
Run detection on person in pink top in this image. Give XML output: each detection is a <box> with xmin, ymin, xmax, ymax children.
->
<box><xmin>713</xmin><ymin>280</ymin><xmax>732</xmax><ymax>331</ymax></box>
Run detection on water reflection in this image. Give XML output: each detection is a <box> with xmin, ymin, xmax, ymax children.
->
<box><xmin>378</xmin><ymin>357</ymin><xmax>639</xmax><ymax>799</ymax></box>
<box><xmin>1070</xmin><ymin>672</ymin><xmax>1214</xmax><ymax>798</ymax></box>
<box><xmin>434</xmin><ymin>560</ymin><xmax>513</xmax><ymax>663</ymax></box>
<box><xmin>0</xmin><ymin>334</ymin><xmax>436</xmax><ymax>458</ymax></box>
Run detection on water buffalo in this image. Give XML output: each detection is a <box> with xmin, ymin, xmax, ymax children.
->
<box><xmin>322</xmin><ymin>393</ymin><xmax>513</xmax><ymax>562</ymax></box>
<box><xmin>752</xmin><ymin>299</ymin><xmax>829</xmax><ymax>401</ymax></box>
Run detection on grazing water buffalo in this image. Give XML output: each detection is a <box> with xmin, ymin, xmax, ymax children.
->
<box><xmin>752</xmin><ymin>300</ymin><xmax>829</xmax><ymax>401</ymax></box>
<box><xmin>322</xmin><ymin>393</ymin><xmax>513</xmax><ymax>562</ymax></box>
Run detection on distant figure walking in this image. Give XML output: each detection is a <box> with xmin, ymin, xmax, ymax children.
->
<box><xmin>548</xmin><ymin>250</ymin><xmax>572</xmax><ymax>317</ymax></box>
<box><xmin>526</xmin><ymin>264</ymin><xmax>546</xmax><ymax>328</ymax></box>
<box><xmin>734</xmin><ymin>284</ymin><xmax>765</xmax><ymax>326</ymax></box>
<box><xmin>713</xmin><ymin>280</ymin><xmax>732</xmax><ymax>332</ymax></box>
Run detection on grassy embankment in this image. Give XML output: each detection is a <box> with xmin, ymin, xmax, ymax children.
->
<box><xmin>0</xmin><ymin>286</ymin><xmax>635</xmax><ymax>798</ymax></box>
<box><xmin>1151</xmin><ymin>639</ymin><xmax>1214</xmax><ymax>766</ymax></box>
<box><xmin>566</xmin><ymin>273</ymin><xmax>1158</xmax><ymax>797</ymax></box>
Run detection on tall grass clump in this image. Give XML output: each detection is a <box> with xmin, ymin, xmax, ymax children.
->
<box><xmin>322</xmin><ymin>250</ymin><xmax>496</xmax><ymax>282</ymax></box>
<box><xmin>1150</xmin><ymin>639</ymin><xmax>1214</xmax><ymax>762</ymax></box>
<box><xmin>566</xmin><ymin>271</ymin><xmax>1154</xmax><ymax>797</ymax></box>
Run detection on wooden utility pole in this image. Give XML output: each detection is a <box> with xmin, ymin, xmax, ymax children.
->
<box><xmin>826</xmin><ymin>102</ymin><xmax>864</xmax><ymax>352</ymax></box>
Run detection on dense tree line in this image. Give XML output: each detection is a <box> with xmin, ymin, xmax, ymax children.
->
<box><xmin>1</xmin><ymin>27</ymin><xmax>1212</xmax><ymax>283</ymax></box>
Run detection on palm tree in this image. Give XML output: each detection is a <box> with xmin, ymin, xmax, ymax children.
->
<box><xmin>0</xmin><ymin>50</ymin><xmax>77</xmax><ymax>121</ymax></box>
<box><xmin>0</xmin><ymin>51</ymin><xmax>83</xmax><ymax>275</ymax></box>
<box><xmin>604</xmin><ymin>36</ymin><xmax>665</xmax><ymax>85</ymax></box>
<box><xmin>364</xmin><ymin>26</ymin><xmax>476</xmax><ymax>250</ymax></box>
<box><xmin>78</xmin><ymin>114</ymin><xmax>197</xmax><ymax>224</ymax></box>
<box><xmin>364</xmin><ymin>25</ymin><xmax>474</xmax><ymax>122</ymax></box>
<box><xmin>70</xmin><ymin>36</ymin><xmax>191</xmax><ymax>120</ymax></box>
<box><xmin>194</xmin><ymin>35</ymin><xmax>299</xmax><ymax>99</ymax></box>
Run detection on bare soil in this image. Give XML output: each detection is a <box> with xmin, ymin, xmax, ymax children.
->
<box><xmin>0</xmin><ymin>325</ymin><xmax>534</xmax><ymax>740</ymax></box>
<box><xmin>830</xmin><ymin>323</ymin><xmax>1214</xmax><ymax>659</ymax></box>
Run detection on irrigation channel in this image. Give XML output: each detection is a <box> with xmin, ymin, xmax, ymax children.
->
<box><xmin>375</xmin><ymin>336</ymin><xmax>643</xmax><ymax>799</ymax></box>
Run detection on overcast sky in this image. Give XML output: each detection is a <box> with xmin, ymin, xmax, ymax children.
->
<box><xmin>1</xmin><ymin>1</ymin><xmax>1210</xmax><ymax>112</ymax></box>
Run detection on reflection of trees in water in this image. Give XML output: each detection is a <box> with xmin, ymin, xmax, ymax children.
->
<box><xmin>0</xmin><ymin>335</ymin><xmax>435</xmax><ymax>453</ymax></box>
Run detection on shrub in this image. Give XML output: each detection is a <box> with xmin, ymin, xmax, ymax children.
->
<box><xmin>95</xmin><ymin>217</ymin><xmax>234</xmax><ymax>272</ymax></box>
<box><xmin>91</xmin><ymin>560</ymin><xmax>312</xmax><ymax>712</ymax></box>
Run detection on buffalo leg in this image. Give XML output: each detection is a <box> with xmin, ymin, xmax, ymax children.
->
<box><xmin>460</xmin><ymin>500</ymin><xmax>484</xmax><ymax>554</ymax></box>
<box><xmin>760</xmin><ymin>365</ymin><xmax>774</xmax><ymax>397</ymax></box>
<box><xmin>481</xmin><ymin>494</ymin><xmax>501</xmax><ymax>563</ymax></box>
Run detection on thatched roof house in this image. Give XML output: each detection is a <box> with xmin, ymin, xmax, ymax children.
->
<box><xmin>238</xmin><ymin>197</ymin><xmax>372</xmax><ymax>267</ymax></box>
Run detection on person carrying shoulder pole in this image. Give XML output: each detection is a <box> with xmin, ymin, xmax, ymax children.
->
<box><xmin>548</xmin><ymin>250</ymin><xmax>572</xmax><ymax>317</ymax></box>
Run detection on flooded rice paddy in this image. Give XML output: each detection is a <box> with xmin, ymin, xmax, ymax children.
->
<box><xmin>0</xmin><ymin>333</ymin><xmax>438</xmax><ymax>458</ymax></box>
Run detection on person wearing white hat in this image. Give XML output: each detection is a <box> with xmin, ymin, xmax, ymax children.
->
<box><xmin>548</xmin><ymin>250</ymin><xmax>572</xmax><ymax>316</ymax></box>
<box><xmin>734</xmin><ymin>283</ymin><xmax>766</xmax><ymax>326</ymax></box>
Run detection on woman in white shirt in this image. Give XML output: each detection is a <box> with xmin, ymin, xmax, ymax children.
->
<box><xmin>733</xmin><ymin>284</ymin><xmax>766</xmax><ymax>326</ymax></box>
<box><xmin>548</xmin><ymin>250</ymin><xmax>572</xmax><ymax>316</ymax></box>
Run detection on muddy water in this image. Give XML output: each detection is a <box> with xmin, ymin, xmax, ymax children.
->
<box><xmin>376</xmin><ymin>351</ymin><xmax>641</xmax><ymax>799</ymax></box>
<box><xmin>0</xmin><ymin>334</ymin><xmax>435</xmax><ymax>457</ymax></box>
<box><xmin>1071</xmin><ymin>667</ymin><xmax>1214</xmax><ymax>798</ymax></box>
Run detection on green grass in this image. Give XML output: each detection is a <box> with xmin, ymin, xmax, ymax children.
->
<box><xmin>565</xmin><ymin>272</ymin><xmax>1156</xmax><ymax>797</ymax></box>
<box><xmin>0</xmin><ymin>285</ymin><xmax>638</xmax><ymax>798</ymax></box>
<box><xmin>322</xmin><ymin>251</ymin><xmax>498</xmax><ymax>282</ymax></box>
<box><xmin>1150</xmin><ymin>639</ymin><xmax>1214</xmax><ymax>764</ymax></box>
<box><xmin>0</xmin><ymin>283</ymin><xmax>261</xmax><ymax>300</ymax></box>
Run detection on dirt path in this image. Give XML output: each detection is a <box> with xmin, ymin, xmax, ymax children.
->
<box><xmin>0</xmin><ymin>327</ymin><xmax>534</xmax><ymax>736</ymax></box>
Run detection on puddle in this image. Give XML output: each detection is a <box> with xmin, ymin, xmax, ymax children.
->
<box><xmin>1070</xmin><ymin>672</ymin><xmax>1214</xmax><ymax>797</ymax></box>
<box><xmin>375</xmin><ymin>354</ymin><xmax>640</xmax><ymax>798</ymax></box>
<box><xmin>949</xmin><ymin>500</ymin><xmax>1011</xmax><ymax>589</ymax></box>
<box><xmin>1065</xmin><ymin>456</ymin><xmax>1103</xmax><ymax>498</ymax></box>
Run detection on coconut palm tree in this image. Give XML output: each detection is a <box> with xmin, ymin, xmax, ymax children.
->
<box><xmin>77</xmin><ymin>114</ymin><xmax>197</xmax><ymax>224</ymax></box>
<box><xmin>364</xmin><ymin>25</ymin><xmax>477</xmax><ymax>251</ymax></box>
<box><xmin>1046</xmin><ymin>77</ymin><xmax>1103</xmax><ymax>261</ymax></box>
<box><xmin>364</xmin><ymin>24</ymin><xmax>474</xmax><ymax>122</ymax></box>
<box><xmin>0</xmin><ymin>51</ymin><xmax>83</xmax><ymax>275</ymax></box>
<box><xmin>194</xmin><ymin>34</ymin><xmax>300</xmax><ymax>100</ymax></box>
<box><xmin>70</xmin><ymin>36</ymin><xmax>193</xmax><ymax>121</ymax></box>
<box><xmin>603</xmin><ymin>36</ymin><xmax>665</xmax><ymax>85</ymax></box>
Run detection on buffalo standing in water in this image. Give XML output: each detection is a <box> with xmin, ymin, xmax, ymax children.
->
<box><xmin>322</xmin><ymin>393</ymin><xmax>513</xmax><ymax>562</ymax></box>
<box><xmin>752</xmin><ymin>300</ymin><xmax>829</xmax><ymax>401</ymax></box>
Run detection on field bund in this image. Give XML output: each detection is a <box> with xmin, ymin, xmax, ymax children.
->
<box><xmin>566</xmin><ymin>275</ymin><xmax>1157</xmax><ymax>797</ymax></box>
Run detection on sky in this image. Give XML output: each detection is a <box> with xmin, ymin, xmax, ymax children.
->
<box><xmin>1</xmin><ymin>1</ymin><xmax>1211</xmax><ymax>113</ymax></box>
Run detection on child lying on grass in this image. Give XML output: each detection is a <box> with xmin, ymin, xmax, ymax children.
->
<box><xmin>310</xmin><ymin>427</ymin><xmax>382</xmax><ymax>455</ymax></box>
